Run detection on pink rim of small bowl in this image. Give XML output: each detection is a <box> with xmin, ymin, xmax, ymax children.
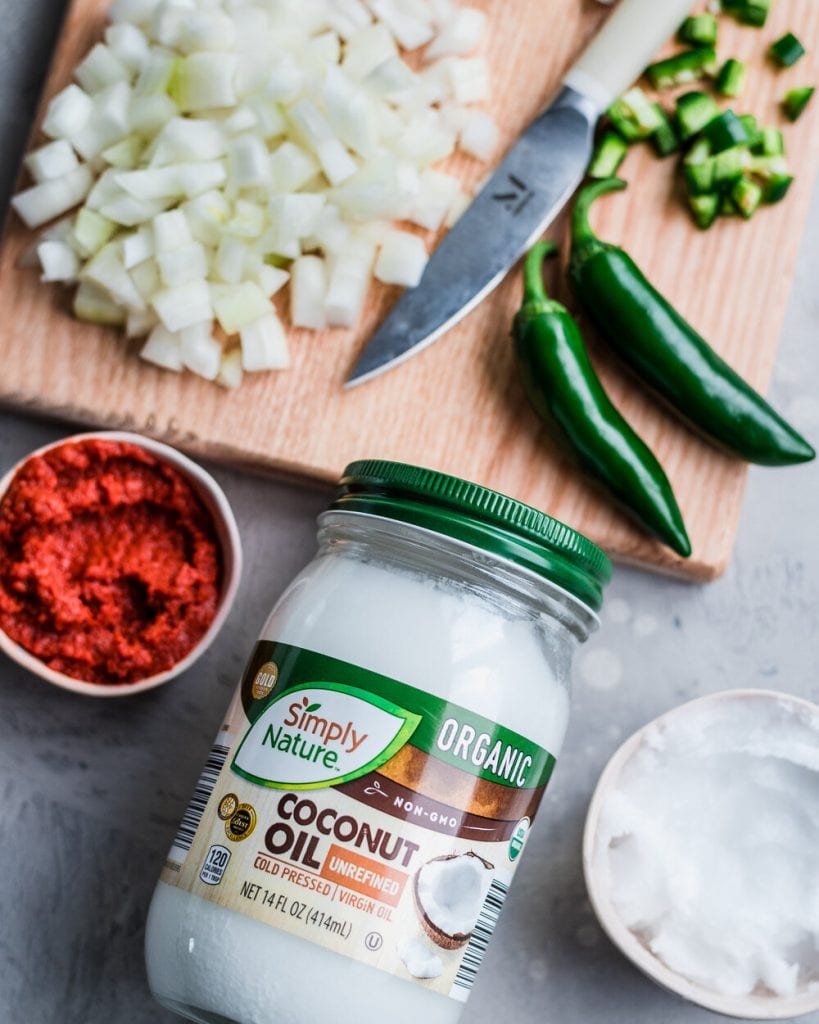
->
<box><xmin>0</xmin><ymin>430</ymin><xmax>243</xmax><ymax>698</ymax></box>
<box><xmin>583</xmin><ymin>688</ymin><xmax>819</xmax><ymax>1020</ymax></box>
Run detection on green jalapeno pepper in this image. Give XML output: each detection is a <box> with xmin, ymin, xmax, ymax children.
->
<box><xmin>569</xmin><ymin>178</ymin><xmax>815</xmax><ymax>467</ymax></box>
<box><xmin>514</xmin><ymin>241</ymin><xmax>691</xmax><ymax>557</ymax></box>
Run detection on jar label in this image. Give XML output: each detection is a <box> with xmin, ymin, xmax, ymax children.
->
<box><xmin>162</xmin><ymin>641</ymin><xmax>556</xmax><ymax>1002</ymax></box>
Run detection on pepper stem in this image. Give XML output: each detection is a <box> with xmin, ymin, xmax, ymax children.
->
<box><xmin>522</xmin><ymin>240</ymin><xmax>559</xmax><ymax>304</ymax></box>
<box><xmin>571</xmin><ymin>177</ymin><xmax>627</xmax><ymax>248</ymax></box>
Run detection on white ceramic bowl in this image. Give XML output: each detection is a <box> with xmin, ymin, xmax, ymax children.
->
<box><xmin>0</xmin><ymin>431</ymin><xmax>242</xmax><ymax>697</ymax></box>
<box><xmin>583</xmin><ymin>689</ymin><xmax>819</xmax><ymax>1020</ymax></box>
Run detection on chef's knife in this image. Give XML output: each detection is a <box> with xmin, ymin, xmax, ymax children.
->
<box><xmin>346</xmin><ymin>0</ymin><xmax>694</xmax><ymax>387</ymax></box>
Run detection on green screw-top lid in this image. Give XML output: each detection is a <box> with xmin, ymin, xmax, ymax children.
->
<box><xmin>331</xmin><ymin>460</ymin><xmax>611</xmax><ymax>612</ymax></box>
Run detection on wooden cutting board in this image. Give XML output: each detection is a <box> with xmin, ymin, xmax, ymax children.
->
<box><xmin>1</xmin><ymin>0</ymin><xmax>817</xmax><ymax>580</ymax></box>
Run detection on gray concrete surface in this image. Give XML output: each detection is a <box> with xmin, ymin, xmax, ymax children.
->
<box><xmin>1</xmin><ymin>2</ymin><xmax>818</xmax><ymax>1023</ymax></box>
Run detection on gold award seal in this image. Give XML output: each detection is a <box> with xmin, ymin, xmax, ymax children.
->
<box><xmin>217</xmin><ymin>793</ymin><xmax>239</xmax><ymax>820</ymax></box>
<box><xmin>226</xmin><ymin>803</ymin><xmax>257</xmax><ymax>842</ymax></box>
<box><xmin>252</xmin><ymin>661</ymin><xmax>278</xmax><ymax>700</ymax></box>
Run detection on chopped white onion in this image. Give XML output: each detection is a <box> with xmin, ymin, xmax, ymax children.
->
<box><xmin>342</xmin><ymin>24</ymin><xmax>398</xmax><ymax>79</ymax></box>
<box><xmin>409</xmin><ymin>168</ymin><xmax>459</xmax><ymax>230</ymax></box>
<box><xmin>255</xmin><ymin>264</ymin><xmax>289</xmax><ymax>297</ymax></box>
<box><xmin>268</xmin><ymin>141</ymin><xmax>318</xmax><ymax>192</ymax></box>
<box><xmin>290</xmin><ymin>255</ymin><xmax>327</xmax><ymax>329</ymax></box>
<box><xmin>37</xmin><ymin>240</ymin><xmax>80</xmax><ymax>282</ymax></box>
<box><xmin>11</xmin><ymin>165</ymin><xmax>93</xmax><ymax>228</ymax></box>
<box><xmin>226</xmin><ymin>199</ymin><xmax>265</xmax><ymax>238</ymax></box>
<box><xmin>216</xmin><ymin>235</ymin><xmax>249</xmax><ymax>283</ymax></box>
<box><xmin>141</xmin><ymin>323</ymin><xmax>183</xmax><ymax>369</ymax></box>
<box><xmin>425</xmin><ymin>7</ymin><xmax>485</xmax><ymax>58</ymax></box>
<box><xmin>171</xmin><ymin>53</ymin><xmax>238</xmax><ymax>112</ymax></box>
<box><xmin>325</xmin><ymin>244</ymin><xmax>373</xmax><ymax>326</ymax></box>
<box><xmin>105</xmin><ymin>23</ymin><xmax>151</xmax><ymax>73</ymax></box>
<box><xmin>325</xmin><ymin>0</ymin><xmax>371</xmax><ymax>40</ymax></box>
<box><xmin>71</xmin><ymin>81</ymin><xmax>132</xmax><ymax>160</ymax></box>
<box><xmin>126</xmin><ymin>306</ymin><xmax>158</xmax><ymax>337</ymax></box>
<box><xmin>240</xmin><ymin>312</ymin><xmax>289</xmax><ymax>370</ymax></box>
<box><xmin>227</xmin><ymin>133</ymin><xmax>271</xmax><ymax>189</ymax></box>
<box><xmin>14</xmin><ymin>0</ymin><xmax>495</xmax><ymax>383</ymax></box>
<box><xmin>459</xmin><ymin>109</ymin><xmax>498</xmax><ymax>161</ymax></box>
<box><xmin>81</xmin><ymin>240</ymin><xmax>146</xmax><ymax>309</ymax></box>
<box><xmin>374</xmin><ymin>229</ymin><xmax>428</xmax><ymax>286</ymax></box>
<box><xmin>157</xmin><ymin>240</ymin><xmax>208</xmax><ymax>285</ymax></box>
<box><xmin>25</xmin><ymin>140</ymin><xmax>79</xmax><ymax>183</ymax></box>
<box><xmin>216</xmin><ymin>346</ymin><xmax>243</xmax><ymax>388</ymax></box>
<box><xmin>152</xmin><ymin>278</ymin><xmax>212</xmax><ymax>330</ymax></box>
<box><xmin>72</xmin><ymin>207</ymin><xmax>117</xmax><ymax>257</ymax></box>
<box><xmin>42</xmin><ymin>84</ymin><xmax>94</xmax><ymax>140</ymax></box>
<box><xmin>448</xmin><ymin>56</ymin><xmax>489</xmax><ymax>103</ymax></box>
<box><xmin>122</xmin><ymin>225</ymin><xmax>153</xmax><ymax>267</ymax></box>
<box><xmin>103</xmin><ymin>135</ymin><xmax>145</xmax><ymax>169</ymax></box>
<box><xmin>180</xmin><ymin>321</ymin><xmax>222</xmax><ymax>379</ymax></box>
<box><xmin>74</xmin><ymin>280</ymin><xmax>126</xmax><ymax>325</ymax></box>
<box><xmin>152</xmin><ymin>208</ymin><xmax>192</xmax><ymax>251</ymax></box>
<box><xmin>212</xmin><ymin>280</ymin><xmax>272</xmax><ymax>332</ymax></box>
<box><xmin>75</xmin><ymin>43</ymin><xmax>131</xmax><ymax>92</ymax></box>
<box><xmin>151</xmin><ymin>118</ymin><xmax>226</xmax><ymax>165</ymax></box>
<box><xmin>369</xmin><ymin>0</ymin><xmax>435</xmax><ymax>49</ymax></box>
<box><xmin>289</xmin><ymin>99</ymin><xmax>357</xmax><ymax>185</ymax></box>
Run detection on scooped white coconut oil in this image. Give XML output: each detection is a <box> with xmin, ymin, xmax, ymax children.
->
<box><xmin>145</xmin><ymin>462</ymin><xmax>609</xmax><ymax>1024</ymax></box>
<box><xmin>592</xmin><ymin>692</ymin><xmax>819</xmax><ymax>1003</ymax></box>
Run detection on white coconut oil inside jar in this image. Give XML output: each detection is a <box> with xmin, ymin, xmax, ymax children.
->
<box><xmin>145</xmin><ymin>463</ymin><xmax>609</xmax><ymax>1024</ymax></box>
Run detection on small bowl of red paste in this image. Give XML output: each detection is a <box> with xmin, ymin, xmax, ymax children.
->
<box><xmin>0</xmin><ymin>432</ymin><xmax>242</xmax><ymax>696</ymax></box>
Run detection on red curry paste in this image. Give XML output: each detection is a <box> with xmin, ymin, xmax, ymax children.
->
<box><xmin>0</xmin><ymin>438</ymin><xmax>222</xmax><ymax>685</ymax></box>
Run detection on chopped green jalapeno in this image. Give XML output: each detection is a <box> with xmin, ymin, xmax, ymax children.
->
<box><xmin>750</xmin><ymin>154</ymin><xmax>789</xmax><ymax>179</ymax></box>
<box><xmin>646</xmin><ymin>48</ymin><xmax>717</xmax><ymax>90</ymax></box>
<box><xmin>739</xmin><ymin>113</ymin><xmax>762</xmax><ymax>148</ymax></box>
<box><xmin>716</xmin><ymin>58</ymin><xmax>748</xmax><ymax>98</ymax></box>
<box><xmin>783</xmin><ymin>86</ymin><xmax>815</xmax><ymax>121</ymax></box>
<box><xmin>713</xmin><ymin>146</ymin><xmax>749</xmax><ymax>186</ymax></box>
<box><xmin>650</xmin><ymin>104</ymin><xmax>680</xmax><ymax>156</ymax></box>
<box><xmin>756</xmin><ymin>125</ymin><xmax>785</xmax><ymax>155</ymax></box>
<box><xmin>702</xmin><ymin>110</ymin><xmax>750</xmax><ymax>152</ymax></box>
<box><xmin>685</xmin><ymin>160</ymin><xmax>715</xmax><ymax>195</ymax></box>
<box><xmin>723</xmin><ymin>0</ymin><xmax>772</xmax><ymax>26</ymax></box>
<box><xmin>588</xmin><ymin>132</ymin><xmax>628</xmax><ymax>178</ymax></box>
<box><xmin>731</xmin><ymin>177</ymin><xmax>763</xmax><ymax>218</ymax></box>
<box><xmin>684</xmin><ymin>137</ymin><xmax>712</xmax><ymax>166</ymax></box>
<box><xmin>769</xmin><ymin>32</ymin><xmax>806</xmax><ymax>68</ymax></box>
<box><xmin>608</xmin><ymin>87</ymin><xmax>664</xmax><ymax>141</ymax></box>
<box><xmin>762</xmin><ymin>173</ymin><xmax>794</xmax><ymax>203</ymax></box>
<box><xmin>688</xmin><ymin>193</ymin><xmax>720</xmax><ymax>229</ymax></box>
<box><xmin>675</xmin><ymin>90</ymin><xmax>720</xmax><ymax>140</ymax></box>
<box><xmin>678</xmin><ymin>14</ymin><xmax>719</xmax><ymax>48</ymax></box>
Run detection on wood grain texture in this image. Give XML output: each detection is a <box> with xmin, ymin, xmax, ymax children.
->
<box><xmin>1</xmin><ymin>0</ymin><xmax>817</xmax><ymax>580</ymax></box>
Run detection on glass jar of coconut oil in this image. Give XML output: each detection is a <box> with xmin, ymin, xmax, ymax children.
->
<box><xmin>145</xmin><ymin>460</ymin><xmax>610</xmax><ymax>1024</ymax></box>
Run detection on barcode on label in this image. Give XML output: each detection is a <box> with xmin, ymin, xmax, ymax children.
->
<box><xmin>452</xmin><ymin>877</ymin><xmax>510</xmax><ymax>998</ymax></box>
<box><xmin>167</xmin><ymin>741</ymin><xmax>230</xmax><ymax>865</ymax></box>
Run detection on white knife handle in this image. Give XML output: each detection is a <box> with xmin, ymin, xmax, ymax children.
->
<box><xmin>564</xmin><ymin>0</ymin><xmax>696</xmax><ymax>112</ymax></box>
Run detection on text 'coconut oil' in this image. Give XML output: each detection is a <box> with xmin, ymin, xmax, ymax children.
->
<box><xmin>144</xmin><ymin>460</ymin><xmax>610</xmax><ymax>1024</ymax></box>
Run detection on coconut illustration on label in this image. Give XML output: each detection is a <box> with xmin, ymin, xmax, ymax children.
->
<box><xmin>413</xmin><ymin>852</ymin><xmax>495</xmax><ymax>950</ymax></box>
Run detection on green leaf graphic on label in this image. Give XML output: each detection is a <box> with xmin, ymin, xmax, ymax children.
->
<box><xmin>231</xmin><ymin>682</ymin><xmax>422</xmax><ymax>790</ymax></box>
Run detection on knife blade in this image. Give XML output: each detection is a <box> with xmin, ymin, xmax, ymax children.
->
<box><xmin>345</xmin><ymin>0</ymin><xmax>694</xmax><ymax>387</ymax></box>
<box><xmin>345</xmin><ymin>86</ymin><xmax>596</xmax><ymax>388</ymax></box>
